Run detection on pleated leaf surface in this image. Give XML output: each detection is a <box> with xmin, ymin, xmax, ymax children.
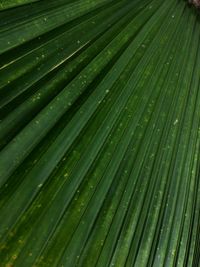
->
<box><xmin>0</xmin><ymin>0</ymin><xmax>200</xmax><ymax>266</ymax></box>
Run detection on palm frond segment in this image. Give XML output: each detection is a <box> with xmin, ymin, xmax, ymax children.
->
<box><xmin>0</xmin><ymin>0</ymin><xmax>200</xmax><ymax>266</ymax></box>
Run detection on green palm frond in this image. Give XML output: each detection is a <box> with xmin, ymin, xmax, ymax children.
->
<box><xmin>0</xmin><ymin>0</ymin><xmax>200</xmax><ymax>266</ymax></box>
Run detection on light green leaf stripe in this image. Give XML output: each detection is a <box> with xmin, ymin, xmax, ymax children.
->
<box><xmin>0</xmin><ymin>0</ymin><xmax>199</xmax><ymax>266</ymax></box>
<box><xmin>0</xmin><ymin>0</ymin><xmax>40</xmax><ymax>10</ymax></box>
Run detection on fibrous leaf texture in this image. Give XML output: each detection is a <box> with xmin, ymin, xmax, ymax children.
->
<box><xmin>0</xmin><ymin>0</ymin><xmax>200</xmax><ymax>266</ymax></box>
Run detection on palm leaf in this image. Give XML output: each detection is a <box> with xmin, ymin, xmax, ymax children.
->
<box><xmin>0</xmin><ymin>0</ymin><xmax>199</xmax><ymax>266</ymax></box>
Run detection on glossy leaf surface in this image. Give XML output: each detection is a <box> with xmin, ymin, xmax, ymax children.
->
<box><xmin>0</xmin><ymin>0</ymin><xmax>199</xmax><ymax>266</ymax></box>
